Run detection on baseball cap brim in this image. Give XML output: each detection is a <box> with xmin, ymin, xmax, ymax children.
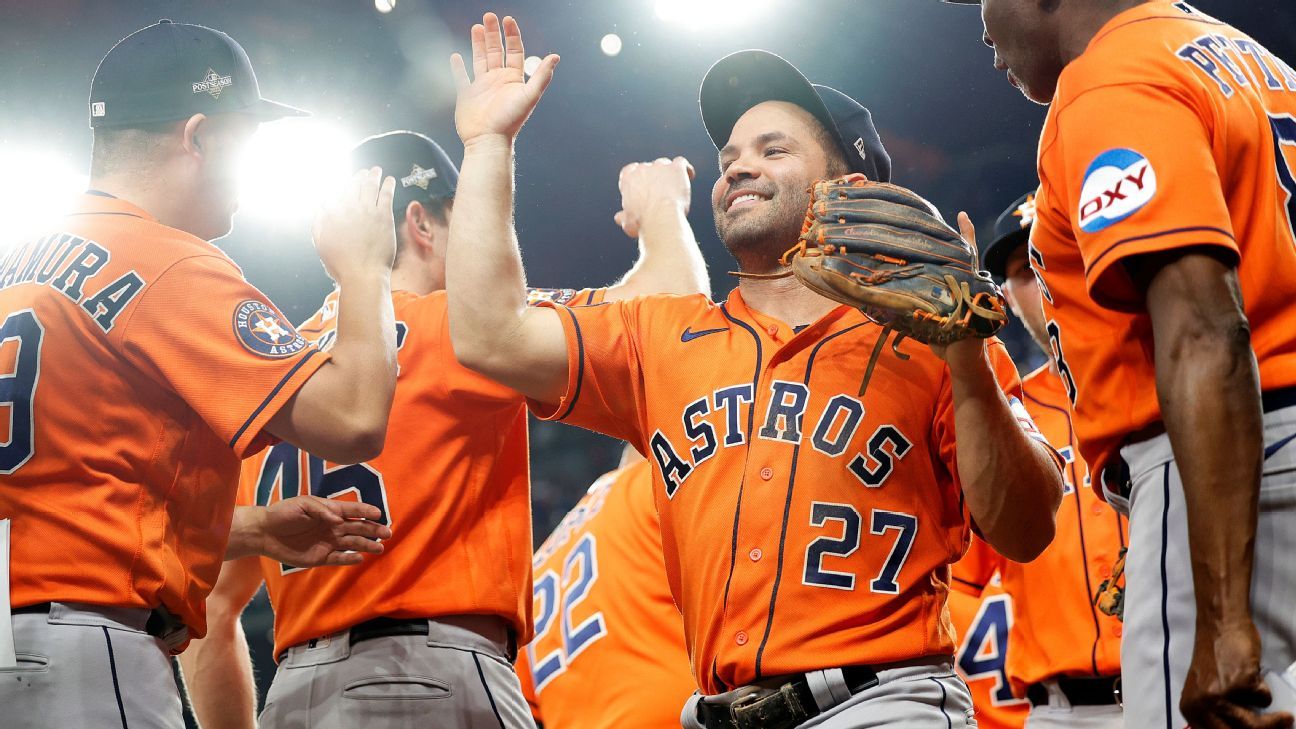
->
<box><xmin>700</xmin><ymin>50</ymin><xmax>838</xmax><ymax>153</ymax></box>
<box><xmin>249</xmin><ymin>97</ymin><xmax>310</xmax><ymax>121</ymax></box>
<box><xmin>982</xmin><ymin>229</ymin><xmax>1028</xmax><ymax>281</ymax></box>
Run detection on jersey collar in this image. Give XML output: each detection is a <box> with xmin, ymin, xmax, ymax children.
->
<box><xmin>71</xmin><ymin>191</ymin><xmax>157</xmax><ymax>221</ymax></box>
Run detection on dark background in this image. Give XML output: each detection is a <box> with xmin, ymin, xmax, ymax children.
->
<box><xmin>2</xmin><ymin>0</ymin><xmax>1291</xmax><ymax>722</ymax></box>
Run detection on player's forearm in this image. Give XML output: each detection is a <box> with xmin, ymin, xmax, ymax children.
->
<box><xmin>177</xmin><ymin>618</ymin><xmax>257</xmax><ymax>729</ymax></box>
<box><xmin>224</xmin><ymin>506</ymin><xmax>264</xmax><ymax>561</ymax></box>
<box><xmin>446</xmin><ymin>136</ymin><xmax>532</xmax><ymax>370</ymax></box>
<box><xmin>327</xmin><ymin>271</ymin><xmax>398</xmax><ymax>441</ymax></box>
<box><xmin>607</xmin><ymin>201</ymin><xmax>710</xmax><ymax>301</ymax></box>
<box><xmin>950</xmin><ymin>345</ymin><xmax>1062</xmax><ymax>562</ymax></box>
<box><xmin>1156</xmin><ymin>316</ymin><xmax>1262</xmax><ymax>632</ymax></box>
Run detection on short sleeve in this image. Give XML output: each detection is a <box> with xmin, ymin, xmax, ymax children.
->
<box><xmin>1051</xmin><ymin>83</ymin><xmax>1236</xmax><ymax>309</ymax></box>
<box><xmin>951</xmin><ymin>536</ymin><xmax>1003</xmax><ymax>597</ymax></box>
<box><xmin>118</xmin><ymin>256</ymin><xmax>329</xmax><ymax>458</ymax></box>
<box><xmin>527</xmin><ymin>300</ymin><xmax>648</xmax><ymax>451</ymax></box>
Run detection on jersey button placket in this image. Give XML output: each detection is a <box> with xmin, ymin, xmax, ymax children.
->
<box><xmin>749</xmin><ymin>548</ymin><xmax>762</xmax><ymax>562</ymax></box>
<box><xmin>735</xmin><ymin>631</ymin><xmax>748</xmax><ymax>646</ymax></box>
<box><xmin>760</xmin><ymin>466</ymin><xmax>774</xmax><ymax>481</ymax></box>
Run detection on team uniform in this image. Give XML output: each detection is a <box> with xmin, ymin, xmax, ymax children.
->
<box><xmin>1029</xmin><ymin>3</ymin><xmax>1296</xmax><ymax>726</ymax></box>
<box><xmin>0</xmin><ymin>192</ymin><xmax>327</xmax><ymax>727</ymax></box>
<box><xmin>517</xmin><ymin>460</ymin><xmax>697</xmax><ymax>729</ymax></box>
<box><xmin>953</xmin><ymin>365</ymin><xmax>1125</xmax><ymax>729</ymax></box>
<box><xmin>947</xmin><ymin>573</ymin><xmax>1028</xmax><ymax>729</ymax></box>
<box><xmin>240</xmin><ymin>285</ymin><xmax>600</xmax><ymax>729</ymax></box>
<box><xmin>530</xmin><ymin>289</ymin><xmax>1056</xmax><ymax>727</ymax></box>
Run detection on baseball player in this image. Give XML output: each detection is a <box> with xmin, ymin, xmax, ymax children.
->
<box><xmin>445</xmin><ymin>13</ymin><xmax>1064</xmax><ymax>728</ymax></box>
<box><xmin>0</xmin><ymin>20</ymin><xmax>401</xmax><ymax>729</ymax></box>
<box><xmin>179</xmin><ymin>130</ymin><xmax>709</xmax><ymax>729</ymax></box>
<box><xmin>951</xmin><ymin>192</ymin><xmax>1127</xmax><ymax>728</ymax></box>
<box><xmin>947</xmin><ymin>1</ymin><xmax>1296</xmax><ymax>727</ymax></box>
<box><xmin>948</xmin><ymin>572</ymin><xmax>1029</xmax><ymax>729</ymax></box>
<box><xmin>517</xmin><ymin>446</ymin><xmax>698</xmax><ymax>729</ymax></box>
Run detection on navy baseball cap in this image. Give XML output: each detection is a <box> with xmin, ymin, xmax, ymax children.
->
<box><xmin>351</xmin><ymin>131</ymin><xmax>458</xmax><ymax>218</ymax></box>
<box><xmin>90</xmin><ymin>20</ymin><xmax>308</xmax><ymax>128</ymax></box>
<box><xmin>700</xmin><ymin>50</ymin><xmax>892</xmax><ymax>183</ymax></box>
<box><xmin>982</xmin><ymin>191</ymin><xmax>1037</xmax><ymax>280</ymax></box>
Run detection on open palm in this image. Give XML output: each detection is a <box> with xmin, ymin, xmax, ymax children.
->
<box><xmin>451</xmin><ymin>13</ymin><xmax>559</xmax><ymax>144</ymax></box>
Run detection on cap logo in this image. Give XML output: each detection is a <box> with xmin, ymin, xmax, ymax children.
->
<box><xmin>90</xmin><ymin>102</ymin><xmax>106</xmax><ymax>118</ymax></box>
<box><xmin>1013</xmin><ymin>194</ymin><xmax>1037</xmax><ymax>229</ymax></box>
<box><xmin>400</xmin><ymin>164</ymin><xmax>438</xmax><ymax>190</ymax></box>
<box><xmin>853</xmin><ymin>137</ymin><xmax>868</xmax><ymax>161</ymax></box>
<box><xmin>193</xmin><ymin>68</ymin><xmax>234</xmax><ymax>99</ymax></box>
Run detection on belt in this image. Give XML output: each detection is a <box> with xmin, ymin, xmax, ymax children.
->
<box><xmin>348</xmin><ymin>616</ymin><xmax>430</xmax><ymax>644</ymax></box>
<box><xmin>695</xmin><ymin>665</ymin><xmax>880</xmax><ymax>729</ymax></box>
<box><xmin>13</xmin><ymin>602</ymin><xmax>187</xmax><ymax>647</ymax></box>
<box><xmin>1026</xmin><ymin>676</ymin><xmax>1122</xmax><ymax>707</ymax></box>
<box><xmin>1263</xmin><ymin>385</ymin><xmax>1296</xmax><ymax>414</ymax></box>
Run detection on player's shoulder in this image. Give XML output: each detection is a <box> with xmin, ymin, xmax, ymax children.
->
<box><xmin>1057</xmin><ymin>2</ymin><xmax>1230</xmax><ymax>104</ymax></box>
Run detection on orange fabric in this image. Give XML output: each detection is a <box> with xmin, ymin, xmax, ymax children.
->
<box><xmin>530</xmin><ymin>288</ymin><xmax>1050</xmax><ymax>693</ymax></box>
<box><xmin>948</xmin><ymin>575</ymin><xmax>1029</xmax><ymax>729</ymax></box>
<box><xmin>518</xmin><ymin>461</ymin><xmax>697</xmax><ymax>729</ymax></box>
<box><xmin>238</xmin><ymin>287</ymin><xmax>603</xmax><ymax>659</ymax></box>
<box><xmin>0</xmin><ymin>193</ymin><xmax>327</xmax><ymax>637</ymax></box>
<box><xmin>952</xmin><ymin>366</ymin><xmax>1126</xmax><ymax>694</ymax></box>
<box><xmin>1032</xmin><ymin>1</ymin><xmax>1296</xmax><ymax>478</ymax></box>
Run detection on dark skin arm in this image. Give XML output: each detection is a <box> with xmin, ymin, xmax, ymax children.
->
<box><xmin>1130</xmin><ymin>249</ymin><xmax>1293</xmax><ymax>729</ymax></box>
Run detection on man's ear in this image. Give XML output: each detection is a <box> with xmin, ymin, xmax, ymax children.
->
<box><xmin>181</xmin><ymin>113</ymin><xmax>208</xmax><ymax>157</ymax></box>
<box><xmin>404</xmin><ymin>200</ymin><xmax>438</xmax><ymax>253</ymax></box>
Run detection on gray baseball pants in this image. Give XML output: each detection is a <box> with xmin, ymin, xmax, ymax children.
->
<box><xmin>0</xmin><ymin>602</ymin><xmax>184</xmax><ymax>729</ymax></box>
<box><xmin>681</xmin><ymin>658</ymin><xmax>976</xmax><ymax>728</ymax></box>
<box><xmin>1109</xmin><ymin>403</ymin><xmax>1296</xmax><ymax>729</ymax></box>
<box><xmin>258</xmin><ymin>614</ymin><xmax>533</xmax><ymax>729</ymax></box>
<box><xmin>1021</xmin><ymin>680</ymin><xmax>1122</xmax><ymax>729</ymax></box>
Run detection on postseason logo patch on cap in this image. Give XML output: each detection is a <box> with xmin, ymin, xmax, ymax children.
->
<box><xmin>233</xmin><ymin>300</ymin><xmax>308</xmax><ymax>358</ymax></box>
<box><xmin>193</xmin><ymin>68</ymin><xmax>233</xmax><ymax>99</ymax></box>
<box><xmin>1077</xmin><ymin>148</ymin><xmax>1157</xmax><ymax>234</ymax></box>
<box><xmin>400</xmin><ymin>164</ymin><xmax>439</xmax><ymax>190</ymax></box>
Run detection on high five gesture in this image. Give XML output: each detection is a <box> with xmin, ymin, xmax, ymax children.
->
<box><xmin>450</xmin><ymin>13</ymin><xmax>559</xmax><ymax>146</ymax></box>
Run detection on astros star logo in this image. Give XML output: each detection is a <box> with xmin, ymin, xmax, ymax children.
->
<box><xmin>1013</xmin><ymin>194</ymin><xmax>1037</xmax><ymax>229</ymax></box>
<box><xmin>252</xmin><ymin>312</ymin><xmax>291</xmax><ymax>343</ymax></box>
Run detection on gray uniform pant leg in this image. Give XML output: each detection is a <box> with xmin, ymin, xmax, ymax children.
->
<box><xmin>1020</xmin><ymin>681</ymin><xmax>1122</xmax><ymax>729</ymax></box>
<box><xmin>1116</xmin><ymin>404</ymin><xmax>1296</xmax><ymax>729</ymax></box>
<box><xmin>797</xmin><ymin>660</ymin><xmax>976</xmax><ymax>729</ymax></box>
<box><xmin>259</xmin><ymin>616</ymin><xmax>534</xmax><ymax>729</ymax></box>
<box><xmin>0</xmin><ymin>602</ymin><xmax>183</xmax><ymax>729</ymax></box>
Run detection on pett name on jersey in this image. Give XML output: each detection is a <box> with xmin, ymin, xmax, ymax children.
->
<box><xmin>0</xmin><ymin>232</ymin><xmax>144</xmax><ymax>332</ymax></box>
<box><xmin>1174</xmin><ymin>21</ymin><xmax>1296</xmax><ymax>98</ymax></box>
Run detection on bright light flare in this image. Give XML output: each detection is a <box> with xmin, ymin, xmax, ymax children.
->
<box><xmin>375</xmin><ymin>0</ymin><xmax>396</xmax><ymax>14</ymax></box>
<box><xmin>237</xmin><ymin>118</ymin><xmax>356</xmax><ymax>227</ymax></box>
<box><xmin>600</xmin><ymin>33</ymin><xmax>623</xmax><ymax>57</ymax></box>
<box><xmin>0</xmin><ymin>148</ymin><xmax>87</xmax><ymax>250</ymax></box>
<box><xmin>524</xmin><ymin>55</ymin><xmax>542</xmax><ymax>76</ymax></box>
<box><xmin>654</xmin><ymin>0</ymin><xmax>771</xmax><ymax>29</ymax></box>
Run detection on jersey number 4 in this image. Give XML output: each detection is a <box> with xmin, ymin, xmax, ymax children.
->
<box><xmin>957</xmin><ymin>593</ymin><xmax>1025</xmax><ymax>706</ymax></box>
<box><xmin>529</xmin><ymin>533</ymin><xmax>608</xmax><ymax>692</ymax></box>
<box><xmin>803</xmin><ymin>502</ymin><xmax>917</xmax><ymax>594</ymax></box>
<box><xmin>0</xmin><ymin>310</ymin><xmax>43</xmax><ymax>474</ymax></box>
<box><xmin>253</xmin><ymin>442</ymin><xmax>392</xmax><ymax>573</ymax></box>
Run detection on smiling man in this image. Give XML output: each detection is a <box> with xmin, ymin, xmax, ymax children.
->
<box><xmin>945</xmin><ymin>1</ymin><xmax>1296</xmax><ymax>728</ymax></box>
<box><xmin>443</xmin><ymin>13</ymin><xmax>1064</xmax><ymax>729</ymax></box>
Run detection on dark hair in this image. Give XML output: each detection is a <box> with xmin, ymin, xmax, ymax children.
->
<box><xmin>89</xmin><ymin>120</ymin><xmax>183</xmax><ymax>178</ymax></box>
<box><xmin>810</xmin><ymin>117</ymin><xmax>850</xmax><ymax>178</ymax></box>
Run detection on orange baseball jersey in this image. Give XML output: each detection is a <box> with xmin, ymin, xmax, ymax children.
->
<box><xmin>0</xmin><ymin>192</ymin><xmax>327</xmax><ymax>637</ymax></box>
<box><xmin>947</xmin><ymin>573</ymin><xmax>1028</xmax><ymax>729</ymax></box>
<box><xmin>238</xmin><ymin>286</ymin><xmax>603</xmax><ymax>659</ymax></box>
<box><xmin>530</xmin><ymin>288</ymin><xmax>1055</xmax><ymax>694</ymax></box>
<box><xmin>1031</xmin><ymin>1</ymin><xmax>1296</xmax><ymax>479</ymax></box>
<box><xmin>953</xmin><ymin>363</ymin><xmax>1126</xmax><ymax>696</ymax></box>
<box><xmin>518</xmin><ymin>460</ymin><xmax>697</xmax><ymax>729</ymax></box>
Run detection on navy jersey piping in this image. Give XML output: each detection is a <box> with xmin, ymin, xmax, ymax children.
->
<box><xmin>229</xmin><ymin>348</ymin><xmax>322</xmax><ymax>449</ymax></box>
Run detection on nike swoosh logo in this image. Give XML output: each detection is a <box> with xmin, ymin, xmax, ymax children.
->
<box><xmin>1264</xmin><ymin>432</ymin><xmax>1296</xmax><ymax>461</ymax></box>
<box><xmin>681</xmin><ymin>327</ymin><xmax>726</xmax><ymax>343</ymax></box>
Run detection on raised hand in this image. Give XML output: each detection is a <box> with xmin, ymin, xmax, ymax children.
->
<box><xmin>312</xmin><ymin>167</ymin><xmax>397</xmax><ymax>284</ymax></box>
<box><xmin>614</xmin><ymin>157</ymin><xmax>695</xmax><ymax>239</ymax></box>
<box><xmin>450</xmin><ymin>13</ymin><xmax>559</xmax><ymax>146</ymax></box>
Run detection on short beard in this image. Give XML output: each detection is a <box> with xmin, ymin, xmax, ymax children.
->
<box><xmin>714</xmin><ymin>189</ymin><xmax>810</xmax><ymax>275</ymax></box>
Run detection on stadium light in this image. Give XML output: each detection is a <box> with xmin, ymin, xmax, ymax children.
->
<box><xmin>375</xmin><ymin>0</ymin><xmax>396</xmax><ymax>14</ymax></box>
<box><xmin>654</xmin><ymin>0</ymin><xmax>772</xmax><ymax>29</ymax></box>
<box><xmin>0</xmin><ymin>147</ymin><xmax>87</xmax><ymax>249</ymax></box>
<box><xmin>237</xmin><ymin>118</ymin><xmax>356</xmax><ymax>227</ymax></box>
<box><xmin>600</xmin><ymin>33</ymin><xmax>623</xmax><ymax>57</ymax></box>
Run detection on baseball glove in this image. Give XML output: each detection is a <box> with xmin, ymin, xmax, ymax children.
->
<box><xmin>781</xmin><ymin>175</ymin><xmax>1007</xmax><ymax>394</ymax></box>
